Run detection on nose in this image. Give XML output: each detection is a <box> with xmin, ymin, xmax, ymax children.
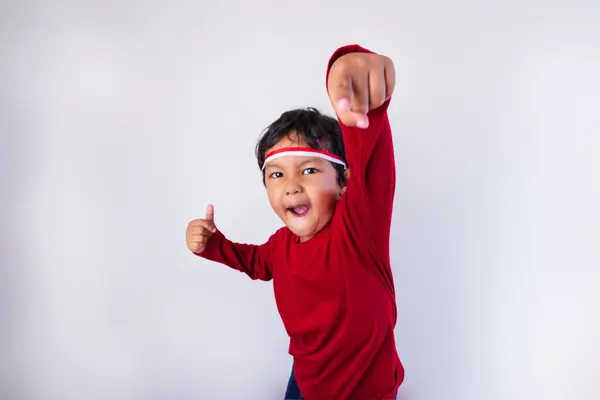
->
<box><xmin>284</xmin><ymin>180</ymin><xmax>303</xmax><ymax>196</ymax></box>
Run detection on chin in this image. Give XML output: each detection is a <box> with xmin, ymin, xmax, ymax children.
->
<box><xmin>283</xmin><ymin>219</ymin><xmax>313</xmax><ymax>237</ymax></box>
<box><xmin>288</xmin><ymin>225</ymin><xmax>313</xmax><ymax>237</ymax></box>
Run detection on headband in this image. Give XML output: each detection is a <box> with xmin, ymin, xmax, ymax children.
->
<box><xmin>262</xmin><ymin>147</ymin><xmax>347</xmax><ymax>170</ymax></box>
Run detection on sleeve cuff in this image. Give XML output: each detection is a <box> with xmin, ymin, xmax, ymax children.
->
<box><xmin>194</xmin><ymin>228</ymin><xmax>225</xmax><ymax>260</ymax></box>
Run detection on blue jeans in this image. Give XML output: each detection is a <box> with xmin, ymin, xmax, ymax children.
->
<box><xmin>284</xmin><ymin>365</ymin><xmax>303</xmax><ymax>399</ymax></box>
<box><xmin>284</xmin><ymin>365</ymin><xmax>397</xmax><ymax>400</ymax></box>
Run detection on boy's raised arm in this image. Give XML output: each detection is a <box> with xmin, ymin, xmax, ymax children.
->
<box><xmin>187</xmin><ymin>205</ymin><xmax>274</xmax><ymax>281</ymax></box>
<box><xmin>326</xmin><ymin>45</ymin><xmax>397</xmax><ymax>253</ymax></box>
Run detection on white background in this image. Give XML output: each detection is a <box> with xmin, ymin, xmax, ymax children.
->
<box><xmin>1</xmin><ymin>1</ymin><xmax>599</xmax><ymax>399</ymax></box>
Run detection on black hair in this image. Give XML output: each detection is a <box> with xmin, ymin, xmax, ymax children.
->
<box><xmin>255</xmin><ymin>107</ymin><xmax>348</xmax><ymax>186</ymax></box>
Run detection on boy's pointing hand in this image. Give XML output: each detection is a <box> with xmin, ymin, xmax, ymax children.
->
<box><xmin>327</xmin><ymin>52</ymin><xmax>395</xmax><ymax>129</ymax></box>
<box><xmin>186</xmin><ymin>204</ymin><xmax>217</xmax><ymax>254</ymax></box>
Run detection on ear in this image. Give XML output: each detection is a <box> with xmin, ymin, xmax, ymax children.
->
<box><xmin>337</xmin><ymin>169</ymin><xmax>350</xmax><ymax>198</ymax></box>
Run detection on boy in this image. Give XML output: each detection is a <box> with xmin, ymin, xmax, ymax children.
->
<box><xmin>186</xmin><ymin>44</ymin><xmax>404</xmax><ymax>400</ymax></box>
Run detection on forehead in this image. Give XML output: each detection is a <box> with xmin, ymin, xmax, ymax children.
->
<box><xmin>267</xmin><ymin>130</ymin><xmax>310</xmax><ymax>152</ymax></box>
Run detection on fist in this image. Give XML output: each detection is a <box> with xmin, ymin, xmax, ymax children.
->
<box><xmin>186</xmin><ymin>204</ymin><xmax>217</xmax><ymax>254</ymax></box>
<box><xmin>327</xmin><ymin>52</ymin><xmax>395</xmax><ymax>128</ymax></box>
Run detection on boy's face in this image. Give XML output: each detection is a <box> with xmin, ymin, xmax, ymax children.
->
<box><xmin>264</xmin><ymin>132</ymin><xmax>345</xmax><ymax>242</ymax></box>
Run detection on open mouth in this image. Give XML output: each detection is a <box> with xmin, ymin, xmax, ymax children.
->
<box><xmin>287</xmin><ymin>205</ymin><xmax>310</xmax><ymax>217</ymax></box>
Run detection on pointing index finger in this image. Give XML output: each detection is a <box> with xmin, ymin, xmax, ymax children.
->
<box><xmin>329</xmin><ymin>73</ymin><xmax>355</xmax><ymax>125</ymax></box>
<box><xmin>328</xmin><ymin>70</ymin><xmax>369</xmax><ymax>128</ymax></box>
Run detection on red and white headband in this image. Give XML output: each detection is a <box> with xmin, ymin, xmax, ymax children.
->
<box><xmin>263</xmin><ymin>147</ymin><xmax>347</xmax><ymax>170</ymax></box>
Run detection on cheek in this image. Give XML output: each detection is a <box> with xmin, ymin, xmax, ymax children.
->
<box><xmin>266</xmin><ymin>187</ymin><xmax>283</xmax><ymax>210</ymax></box>
<box><xmin>306</xmin><ymin>181</ymin><xmax>340</xmax><ymax>211</ymax></box>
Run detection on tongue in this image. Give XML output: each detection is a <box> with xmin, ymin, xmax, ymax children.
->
<box><xmin>292</xmin><ymin>206</ymin><xmax>309</xmax><ymax>215</ymax></box>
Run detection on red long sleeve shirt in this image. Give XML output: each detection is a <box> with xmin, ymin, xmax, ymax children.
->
<box><xmin>198</xmin><ymin>45</ymin><xmax>404</xmax><ymax>400</ymax></box>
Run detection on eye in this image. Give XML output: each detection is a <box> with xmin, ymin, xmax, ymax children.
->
<box><xmin>269</xmin><ymin>171</ymin><xmax>283</xmax><ymax>179</ymax></box>
<box><xmin>302</xmin><ymin>168</ymin><xmax>318</xmax><ymax>175</ymax></box>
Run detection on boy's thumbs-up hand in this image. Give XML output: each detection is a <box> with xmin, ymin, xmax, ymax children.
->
<box><xmin>186</xmin><ymin>204</ymin><xmax>217</xmax><ymax>254</ymax></box>
<box><xmin>327</xmin><ymin>52</ymin><xmax>395</xmax><ymax>129</ymax></box>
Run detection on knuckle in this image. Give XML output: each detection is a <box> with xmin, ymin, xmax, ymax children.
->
<box><xmin>355</xmin><ymin>55</ymin><xmax>367</xmax><ymax>68</ymax></box>
<box><xmin>377</xmin><ymin>54</ymin><xmax>388</xmax><ymax>67</ymax></box>
<box><xmin>196</xmin><ymin>220</ymin><xmax>208</xmax><ymax>228</ymax></box>
<box><xmin>329</xmin><ymin>77</ymin><xmax>350</xmax><ymax>97</ymax></box>
<box><xmin>336</xmin><ymin>78</ymin><xmax>350</xmax><ymax>90</ymax></box>
<box><xmin>334</xmin><ymin>57</ymin><xmax>350</xmax><ymax>72</ymax></box>
<box><xmin>383</xmin><ymin>55</ymin><xmax>394</xmax><ymax>69</ymax></box>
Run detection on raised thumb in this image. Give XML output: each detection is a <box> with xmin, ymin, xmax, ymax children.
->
<box><xmin>205</xmin><ymin>204</ymin><xmax>216</xmax><ymax>232</ymax></box>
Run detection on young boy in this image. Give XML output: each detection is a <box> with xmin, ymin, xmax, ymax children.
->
<box><xmin>186</xmin><ymin>44</ymin><xmax>404</xmax><ymax>400</ymax></box>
